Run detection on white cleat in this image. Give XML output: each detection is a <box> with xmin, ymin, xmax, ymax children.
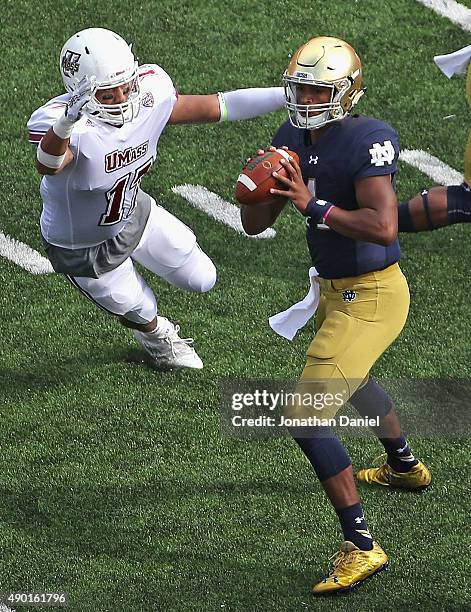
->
<box><xmin>133</xmin><ymin>317</ymin><xmax>203</xmax><ymax>370</ymax></box>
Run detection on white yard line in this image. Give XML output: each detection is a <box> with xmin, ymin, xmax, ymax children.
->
<box><xmin>172</xmin><ymin>184</ymin><xmax>276</xmax><ymax>239</ymax></box>
<box><xmin>416</xmin><ymin>0</ymin><xmax>471</xmax><ymax>32</ymax></box>
<box><xmin>0</xmin><ymin>231</ymin><xmax>53</xmax><ymax>274</ymax></box>
<box><xmin>400</xmin><ymin>149</ymin><xmax>463</xmax><ymax>184</ymax></box>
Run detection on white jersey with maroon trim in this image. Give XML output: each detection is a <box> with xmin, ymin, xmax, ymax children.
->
<box><xmin>27</xmin><ymin>64</ymin><xmax>177</xmax><ymax>249</ymax></box>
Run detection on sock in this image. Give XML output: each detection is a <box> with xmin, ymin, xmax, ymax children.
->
<box><xmin>336</xmin><ymin>503</ymin><xmax>373</xmax><ymax>551</ymax></box>
<box><xmin>379</xmin><ymin>435</ymin><xmax>419</xmax><ymax>472</ymax></box>
<box><xmin>150</xmin><ymin>316</ymin><xmax>173</xmax><ymax>337</ymax></box>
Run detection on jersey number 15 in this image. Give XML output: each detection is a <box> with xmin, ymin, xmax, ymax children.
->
<box><xmin>100</xmin><ymin>158</ymin><xmax>153</xmax><ymax>226</ymax></box>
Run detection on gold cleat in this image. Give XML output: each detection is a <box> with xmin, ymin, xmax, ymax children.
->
<box><xmin>312</xmin><ymin>541</ymin><xmax>388</xmax><ymax>595</ymax></box>
<box><xmin>355</xmin><ymin>457</ymin><xmax>432</xmax><ymax>490</ymax></box>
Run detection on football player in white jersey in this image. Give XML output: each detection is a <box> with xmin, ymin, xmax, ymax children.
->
<box><xmin>28</xmin><ymin>27</ymin><xmax>286</xmax><ymax>370</ymax></box>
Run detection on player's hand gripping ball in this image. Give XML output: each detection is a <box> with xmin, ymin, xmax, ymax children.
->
<box><xmin>235</xmin><ymin>148</ymin><xmax>300</xmax><ymax>205</ymax></box>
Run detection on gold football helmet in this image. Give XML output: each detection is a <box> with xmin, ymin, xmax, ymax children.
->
<box><xmin>283</xmin><ymin>36</ymin><xmax>365</xmax><ymax>130</ymax></box>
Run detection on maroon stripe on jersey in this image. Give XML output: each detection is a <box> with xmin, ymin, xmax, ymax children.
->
<box><xmin>29</xmin><ymin>132</ymin><xmax>45</xmax><ymax>142</ymax></box>
<box><xmin>139</xmin><ymin>69</ymin><xmax>156</xmax><ymax>78</ymax></box>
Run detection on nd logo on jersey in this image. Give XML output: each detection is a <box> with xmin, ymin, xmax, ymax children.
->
<box><xmin>369</xmin><ymin>140</ymin><xmax>395</xmax><ymax>166</ymax></box>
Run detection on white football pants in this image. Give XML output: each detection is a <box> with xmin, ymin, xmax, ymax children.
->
<box><xmin>68</xmin><ymin>201</ymin><xmax>217</xmax><ymax>324</ymax></box>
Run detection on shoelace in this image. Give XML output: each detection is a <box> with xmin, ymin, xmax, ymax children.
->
<box><xmin>360</xmin><ymin>454</ymin><xmax>395</xmax><ymax>484</ymax></box>
<box><xmin>163</xmin><ymin>325</ymin><xmax>195</xmax><ymax>358</ymax></box>
<box><xmin>330</xmin><ymin>550</ymin><xmax>348</xmax><ymax>571</ymax></box>
<box><xmin>328</xmin><ymin>549</ymin><xmax>372</xmax><ymax>578</ymax></box>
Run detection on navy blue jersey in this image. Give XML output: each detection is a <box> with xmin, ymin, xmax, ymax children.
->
<box><xmin>272</xmin><ymin>115</ymin><xmax>401</xmax><ymax>279</ymax></box>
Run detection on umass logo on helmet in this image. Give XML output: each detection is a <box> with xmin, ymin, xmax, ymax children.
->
<box><xmin>61</xmin><ymin>50</ymin><xmax>81</xmax><ymax>77</ymax></box>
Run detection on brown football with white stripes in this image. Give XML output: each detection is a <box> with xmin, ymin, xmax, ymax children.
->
<box><xmin>235</xmin><ymin>148</ymin><xmax>300</xmax><ymax>206</ymax></box>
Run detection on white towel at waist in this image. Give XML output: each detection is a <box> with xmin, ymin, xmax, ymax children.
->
<box><xmin>269</xmin><ymin>267</ymin><xmax>320</xmax><ymax>341</ymax></box>
<box><xmin>434</xmin><ymin>45</ymin><xmax>471</xmax><ymax>78</ymax></box>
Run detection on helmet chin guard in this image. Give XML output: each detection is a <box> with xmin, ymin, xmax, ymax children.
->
<box><xmin>283</xmin><ymin>36</ymin><xmax>365</xmax><ymax>130</ymax></box>
<box><xmin>60</xmin><ymin>28</ymin><xmax>141</xmax><ymax>125</ymax></box>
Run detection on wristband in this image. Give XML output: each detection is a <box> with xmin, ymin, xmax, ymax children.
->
<box><xmin>217</xmin><ymin>92</ymin><xmax>228</xmax><ymax>122</ymax></box>
<box><xmin>36</xmin><ymin>141</ymin><xmax>66</xmax><ymax>169</ymax></box>
<box><xmin>305</xmin><ymin>197</ymin><xmax>335</xmax><ymax>224</ymax></box>
<box><xmin>52</xmin><ymin>114</ymin><xmax>75</xmax><ymax>140</ymax></box>
<box><xmin>322</xmin><ymin>204</ymin><xmax>335</xmax><ymax>224</ymax></box>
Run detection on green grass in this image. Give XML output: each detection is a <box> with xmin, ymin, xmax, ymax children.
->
<box><xmin>1</xmin><ymin>1</ymin><xmax>470</xmax><ymax>610</ymax></box>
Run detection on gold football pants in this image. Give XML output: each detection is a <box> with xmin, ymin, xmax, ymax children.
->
<box><xmin>291</xmin><ymin>263</ymin><xmax>410</xmax><ymax>421</ymax></box>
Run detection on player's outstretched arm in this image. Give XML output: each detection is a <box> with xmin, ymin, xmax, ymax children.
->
<box><xmin>399</xmin><ymin>48</ymin><xmax>471</xmax><ymax>232</ymax></box>
<box><xmin>398</xmin><ymin>187</ymin><xmax>449</xmax><ymax>231</ymax></box>
<box><xmin>168</xmin><ymin>87</ymin><xmax>285</xmax><ymax>124</ymax></box>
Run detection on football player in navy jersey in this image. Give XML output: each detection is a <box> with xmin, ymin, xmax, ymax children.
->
<box><xmin>241</xmin><ymin>36</ymin><xmax>431</xmax><ymax>595</ymax></box>
<box><xmin>398</xmin><ymin>47</ymin><xmax>471</xmax><ymax>232</ymax></box>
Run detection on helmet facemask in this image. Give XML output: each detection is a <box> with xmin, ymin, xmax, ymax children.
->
<box><xmin>86</xmin><ymin>63</ymin><xmax>141</xmax><ymax>126</ymax></box>
<box><xmin>283</xmin><ymin>36</ymin><xmax>365</xmax><ymax>131</ymax></box>
<box><xmin>284</xmin><ymin>75</ymin><xmax>361</xmax><ymax>130</ymax></box>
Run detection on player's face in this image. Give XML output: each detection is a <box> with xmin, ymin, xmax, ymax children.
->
<box><xmin>296</xmin><ymin>83</ymin><xmax>332</xmax><ymax>115</ymax></box>
<box><xmin>95</xmin><ymin>83</ymin><xmax>132</xmax><ymax>105</ymax></box>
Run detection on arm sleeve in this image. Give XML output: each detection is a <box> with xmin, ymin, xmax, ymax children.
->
<box><xmin>219</xmin><ymin>87</ymin><xmax>285</xmax><ymax>121</ymax></box>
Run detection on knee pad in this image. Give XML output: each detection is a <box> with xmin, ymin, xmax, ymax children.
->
<box><xmin>186</xmin><ymin>248</ymin><xmax>217</xmax><ymax>292</ymax></box>
<box><xmin>349</xmin><ymin>378</ymin><xmax>392</xmax><ymax>419</ymax></box>
<box><xmin>165</xmin><ymin>245</ymin><xmax>217</xmax><ymax>292</ymax></box>
<box><xmin>70</xmin><ymin>261</ymin><xmax>158</xmax><ymax>324</ymax></box>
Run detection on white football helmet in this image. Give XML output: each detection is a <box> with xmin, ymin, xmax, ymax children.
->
<box><xmin>59</xmin><ymin>28</ymin><xmax>141</xmax><ymax>125</ymax></box>
<box><xmin>283</xmin><ymin>36</ymin><xmax>365</xmax><ymax>130</ymax></box>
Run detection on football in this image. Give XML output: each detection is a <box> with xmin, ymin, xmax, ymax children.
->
<box><xmin>235</xmin><ymin>148</ymin><xmax>300</xmax><ymax>206</ymax></box>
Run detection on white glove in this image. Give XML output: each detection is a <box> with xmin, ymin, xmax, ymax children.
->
<box><xmin>65</xmin><ymin>75</ymin><xmax>97</xmax><ymax>122</ymax></box>
<box><xmin>53</xmin><ymin>75</ymin><xmax>97</xmax><ymax>140</ymax></box>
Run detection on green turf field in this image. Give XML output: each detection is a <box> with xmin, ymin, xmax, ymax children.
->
<box><xmin>1</xmin><ymin>0</ymin><xmax>470</xmax><ymax>610</ymax></box>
